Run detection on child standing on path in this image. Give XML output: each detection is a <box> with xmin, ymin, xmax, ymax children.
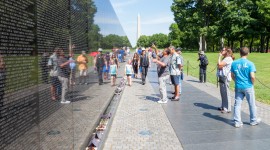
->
<box><xmin>110</xmin><ymin>60</ymin><xmax>117</xmax><ymax>86</ymax></box>
<box><xmin>125</xmin><ymin>59</ymin><xmax>134</xmax><ymax>86</ymax></box>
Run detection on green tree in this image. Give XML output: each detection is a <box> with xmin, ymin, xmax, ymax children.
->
<box><xmin>171</xmin><ymin>0</ymin><xmax>227</xmax><ymax>51</ymax></box>
<box><xmin>217</xmin><ymin>0</ymin><xmax>257</xmax><ymax>50</ymax></box>
<box><xmin>149</xmin><ymin>33</ymin><xmax>170</xmax><ymax>48</ymax></box>
<box><xmin>257</xmin><ymin>0</ymin><xmax>270</xmax><ymax>52</ymax></box>
<box><xmin>168</xmin><ymin>23</ymin><xmax>183</xmax><ymax>47</ymax></box>
<box><xmin>137</xmin><ymin>35</ymin><xmax>150</xmax><ymax>48</ymax></box>
<box><xmin>101</xmin><ymin>34</ymin><xmax>131</xmax><ymax>49</ymax></box>
<box><xmin>121</xmin><ymin>36</ymin><xmax>132</xmax><ymax>47</ymax></box>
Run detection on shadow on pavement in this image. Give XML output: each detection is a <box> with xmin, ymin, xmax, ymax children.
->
<box><xmin>194</xmin><ymin>102</ymin><xmax>219</xmax><ymax>110</ymax></box>
<box><xmin>145</xmin><ymin>96</ymin><xmax>159</xmax><ymax>102</ymax></box>
<box><xmin>186</xmin><ymin>79</ymin><xmax>200</xmax><ymax>83</ymax></box>
<box><xmin>203</xmin><ymin>112</ymin><xmax>233</xmax><ymax>126</ymax></box>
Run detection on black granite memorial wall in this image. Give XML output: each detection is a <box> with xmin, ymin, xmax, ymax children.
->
<box><xmin>0</xmin><ymin>0</ymin><xmax>91</xmax><ymax>149</ymax></box>
<box><xmin>0</xmin><ymin>0</ymin><xmax>39</xmax><ymax>149</ymax></box>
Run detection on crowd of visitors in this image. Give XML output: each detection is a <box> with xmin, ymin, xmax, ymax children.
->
<box><xmin>42</xmin><ymin>45</ymin><xmax>261</xmax><ymax>128</ymax></box>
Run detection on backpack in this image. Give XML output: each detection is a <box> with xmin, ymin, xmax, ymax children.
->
<box><xmin>201</xmin><ymin>55</ymin><xmax>208</xmax><ymax>66</ymax></box>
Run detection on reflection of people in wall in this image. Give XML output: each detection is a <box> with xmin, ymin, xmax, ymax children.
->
<box><xmin>77</xmin><ymin>51</ymin><xmax>88</xmax><ymax>85</ymax></box>
<box><xmin>40</xmin><ymin>50</ymin><xmax>50</xmax><ymax>83</ymax></box>
<box><xmin>0</xmin><ymin>54</ymin><xmax>6</xmax><ymax>109</ymax></box>
<box><xmin>57</xmin><ymin>49</ymin><xmax>74</xmax><ymax>104</ymax></box>
<box><xmin>69</xmin><ymin>52</ymin><xmax>76</xmax><ymax>85</ymax></box>
<box><xmin>48</xmin><ymin>48</ymin><xmax>61</xmax><ymax>101</ymax></box>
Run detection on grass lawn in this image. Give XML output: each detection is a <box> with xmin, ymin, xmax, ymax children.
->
<box><xmin>182</xmin><ymin>52</ymin><xmax>270</xmax><ymax>104</ymax></box>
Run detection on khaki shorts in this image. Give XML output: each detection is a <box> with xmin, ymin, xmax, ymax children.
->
<box><xmin>79</xmin><ymin>70</ymin><xmax>87</xmax><ymax>76</ymax></box>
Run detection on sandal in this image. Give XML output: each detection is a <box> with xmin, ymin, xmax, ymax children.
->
<box><xmin>51</xmin><ymin>97</ymin><xmax>56</xmax><ymax>101</ymax></box>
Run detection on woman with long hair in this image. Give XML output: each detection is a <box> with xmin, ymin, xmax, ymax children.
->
<box><xmin>217</xmin><ymin>47</ymin><xmax>235</xmax><ymax>113</ymax></box>
<box><xmin>132</xmin><ymin>53</ymin><xmax>140</xmax><ymax>78</ymax></box>
<box><xmin>110</xmin><ymin>53</ymin><xmax>119</xmax><ymax>68</ymax></box>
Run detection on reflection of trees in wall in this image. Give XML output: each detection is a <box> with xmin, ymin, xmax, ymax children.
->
<box><xmin>101</xmin><ymin>34</ymin><xmax>132</xmax><ymax>49</ymax></box>
<box><xmin>88</xmin><ymin>24</ymin><xmax>102</xmax><ymax>51</ymax></box>
<box><xmin>70</xmin><ymin>0</ymin><xmax>89</xmax><ymax>53</ymax></box>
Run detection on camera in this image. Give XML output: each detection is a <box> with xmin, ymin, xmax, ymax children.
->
<box><xmin>152</xmin><ymin>52</ymin><xmax>157</xmax><ymax>59</ymax></box>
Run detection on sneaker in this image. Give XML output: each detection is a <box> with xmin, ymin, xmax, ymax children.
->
<box><xmin>221</xmin><ymin>109</ymin><xmax>231</xmax><ymax>113</ymax></box>
<box><xmin>171</xmin><ymin>97</ymin><xmax>180</xmax><ymax>101</ymax></box>
<box><xmin>157</xmin><ymin>100</ymin><xmax>167</xmax><ymax>104</ymax></box>
<box><xmin>234</xmin><ymin>123</ymin><xmax>243</xmax><ymax>128</ymax></box>
<box><xmin>250</xmin><ymin>118</ymin><xmax>261</xmax><ymax>126</ymax></box>
<box><xmin>217</xmin><ymin>107</ymin><xmax>223</xmax><ymax>111</ymax></box>
<box><xmin>61</xmin><ymin>101</ymin><xmax>71</xmax><ymax>104</ymax></box>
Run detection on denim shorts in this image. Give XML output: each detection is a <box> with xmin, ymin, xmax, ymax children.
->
<box><xmin>170</xmin><ymin>75</ymin><xmax>180</xmax><ymax>85</ymax></box>
<box><xmin>50</xmin><ymin>76</ymin><xmax>60</xmax><ymax>86</ymax></box>
<box><xmin>103</xmin><ymin>65</ymin><xmax>110</xmax><ymax>72</ymax></box>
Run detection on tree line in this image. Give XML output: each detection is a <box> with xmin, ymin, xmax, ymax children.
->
<box><xmin>136</xmin><ymin>33</ymin><xmax>170</xmax><ymax>48</ymax></box>
<box><xmin>170</xmin><ymin>0</ymin><xmax>270</xmax><ymax>52</ymax></box>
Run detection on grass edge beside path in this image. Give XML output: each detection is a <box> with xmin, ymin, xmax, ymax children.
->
<box><xmin>182</xmin><ymin>52</ymin><xmax>270</xmax><ymax>104</ymax></box>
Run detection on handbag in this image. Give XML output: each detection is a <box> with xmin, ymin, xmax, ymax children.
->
<box><xmin>218</xmin><ymin>75</ymin><xmax>226</xmax><ymax>84</ymax></box>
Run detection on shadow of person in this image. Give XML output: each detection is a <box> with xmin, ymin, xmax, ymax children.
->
<box><xmin>186</xmin><ymin>79</ymin><xmax>201</xmax><ymax>83</ymax></box>
<box><xmin>145</xmin><ymin>96</ymin><xmax>159</xmax><ymax>102</ymax></box>
<box><xmin>194</xmin><ymin>102</ymin><xmax>219</xmax><ymax>110</ymax></box>
<box><xmin>203</xmin><ymin>112</ymin><xmax>233</xmax><ymax>126</ymax></box>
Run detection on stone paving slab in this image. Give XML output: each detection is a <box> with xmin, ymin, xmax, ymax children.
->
<box><xmin>146</xmin><ymin>64</ymin><xmax>270</xmax><ymax>150</ymax></box>
<box><xmin>103</xmin><ymin>76</ymin><xmax>183</xmax><ymax>150</ymax></box>
<box><xmin>184</xmin><ymin>75</ymin><xmax>270</xmax><ymax>126</ymax></box>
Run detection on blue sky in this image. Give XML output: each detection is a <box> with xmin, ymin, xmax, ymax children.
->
<box><xmin>94</xmin><ymin>0</ymin><xmax>175</xmax><ymax>47</ymax></box>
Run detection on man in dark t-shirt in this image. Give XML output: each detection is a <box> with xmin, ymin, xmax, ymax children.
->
<box><xmin>94</xmin><ymin>48</ymin><xmax>107</xmax><ymax>85</ymax></box>
<box><xmin>139</xmin><ymin>49</ymin><xmax>150</xmax><ymax>85</ymax></box>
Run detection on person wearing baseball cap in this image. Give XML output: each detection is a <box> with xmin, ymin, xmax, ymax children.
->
<box><xmin>197</xmin><ymin>50</ymin><xmax>208</xmax><ymax>83</ymax></box>
<box><xmin>95</xmin><ymin>48</ymin><xmax>107</xmax><ymax>85</ymax></box>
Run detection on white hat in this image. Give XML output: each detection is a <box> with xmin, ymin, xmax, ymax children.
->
<box><xmin>98</xmin><ymin>48</ymin><xmax>103</xmax><ymax>52</ymax></box>
<box><xmin>141</xmin><ymin>47</ymin><xmax>146</xmax><ymax>51</ymax></box>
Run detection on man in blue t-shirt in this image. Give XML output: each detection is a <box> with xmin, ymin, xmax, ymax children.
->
<box><xmin>137</xmin><ymin>47</ymin><xmax>142</xmax><ymax>55</ymax></box>
<box><xmin>231</xmin><ymin>47</ymin><xmax>261</xmax><ymax>128</ymax></box>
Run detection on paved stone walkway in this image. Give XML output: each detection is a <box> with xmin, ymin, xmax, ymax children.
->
<box><xmin>103</xmin><ymin>76</ymin><xmax>183</xmax><ymax>149</ymax></box>
<box><xmin>104</xmin><ymin>63</ymin><xmax>270</xmax><ymax>150</ymax></box>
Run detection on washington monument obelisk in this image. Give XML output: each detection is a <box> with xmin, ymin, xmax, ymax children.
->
<box><xmin>137</xmin><ymin>14</ymin><xmax>141</xmax><ymax>41</ymax></box>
